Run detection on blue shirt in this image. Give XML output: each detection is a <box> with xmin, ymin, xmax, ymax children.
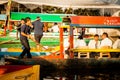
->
<box><xmin>32</xmin><ymin>20</ymin><xmax>44</xmax><ymax>35</ymax></box>
<box><xmin>20</xmin><ymin>24</ymin><xmax>31</xmax><ymax>40</ymax></box>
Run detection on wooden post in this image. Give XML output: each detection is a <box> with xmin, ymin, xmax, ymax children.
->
<box><xmin>4</xmin><ymin>13</ymin><xmax>8</xmax><ymax>36</ymax></box>
<box><xmin>4</xmin><ymin>26</ymin><xmax>7</xmax><ymax>36</ymax></box>
<box><xmin>43</xmin><ymin>22</ymin><xmax>48</xmax><ymax>32</ymax></box>
<box><xmin>6</xmin><ymin>0</ymin><xmax>12</xmax><ymax>32</ymax></box>
<box><xmin>69</xmin><ymin>26</ymin><xmax>74</xmax><ymax>58</ymax></box>
<box><xmin>59</xmin><ymin>27</ymin><xmax>64</xmax><ymax>59</ymax></box>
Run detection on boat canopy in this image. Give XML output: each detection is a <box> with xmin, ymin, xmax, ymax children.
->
<box><xmin>11</xmin><ymin>12</ymin><xmax>75</xmax><ymax>22</ymax></box>
<box><xmin>70</xmin><ymin>16</ymin><xmax>120</xmax><ymax>28</ymax></box>
<box><xmin>0</xmin><ymin>0</ymin><xmax>120</xmax><ymax>8</ymax></box>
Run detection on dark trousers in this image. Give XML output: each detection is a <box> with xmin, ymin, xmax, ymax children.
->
<box><xmin>110</xmin><ymin>52</ymin><xmax>120</xmax><ymax>58</ymax></box>
<box><xmin>90</xmin><ymin>52</ymin><xmax>99</xmax><ymax>58</ymax></box>
<box><xmin>20</xmin><ymin>39</ymin><xmax>32</xmax><ymax>58</ymax></box>
<box><xmin>34</xmin><ymin>34</ymin><xmax>43</xmax><ymax>43</ymax></box>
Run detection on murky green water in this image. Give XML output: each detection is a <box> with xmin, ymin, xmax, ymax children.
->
<box><xmin>41</xmin><ymin>69</ymin><xmax>120</xmax><ymax>80</ymax></box>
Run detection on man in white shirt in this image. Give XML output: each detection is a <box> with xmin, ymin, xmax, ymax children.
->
<box><xmin>73</xmin><ymin>35</ymin><xmax>87</xmax><ymax>58</ymax></box>
<box><xmin>100</xmin><ymin>32</ymin><xmax>112</xmax><ymax>58</ymax></box>
<box><xmin>64</xmin><ymin>35</ymin><xmax>86</xmax><ymax>50</ymax></box>
<box><xmin>112</xmin><ymin>36</ymin><xmax>120</xmax><ymax>58</ymax></box>
<box><xmin>113</xmin><ymin>36</ymin><xmax>120</xmax><ymax>49</ymax></box>
<box><xmin>51</xmin><ymin>23</ymin><xmax>59</xmax><ymax>33</ymax></box>
<box><xmin>88</xmin><ymin>34</ymin><xmax>100</xmax><ymax>49</ymax></box>
<box><xmin>64</xmin><ymin>37</ymin><xmax>79</xmax><ymax>58</ymax></box>
<box><xmin>88</xmin><ymin>34</ymin><xmax>100</xmax><ymax>58</ymax></box>
<box><xmin>74</xmin><ymin>35</ymin><xmax>86</xmax><ymax>48</ymax></box>
<box><xmin>100</xmin><ymin>32</ymin><xmax>112</xmax><ymax>48</ymax></box>
<box><xmin>64</xmin><ymin>35</ymin><xmax>86</xmax><ymax>58</ymax></box>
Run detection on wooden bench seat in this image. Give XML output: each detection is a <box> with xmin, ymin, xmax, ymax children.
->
<box><xmin>71</xmin><ymin>49</ymin><xmax>120</xmax><ymax>58</ymax></box>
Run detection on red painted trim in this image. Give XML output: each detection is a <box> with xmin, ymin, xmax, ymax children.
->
<box><xmin>71</xmin><ymin>16</ymin><xmax>120</xmax><ymax>25</ymax></box>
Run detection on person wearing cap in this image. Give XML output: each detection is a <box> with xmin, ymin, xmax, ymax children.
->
<box><xmin>88</xmin><ymin>34</ymin><xmax>100</xmax><ymax>58</ymax></box>
<box><xmin>32</xmin><ymin>16</ymin><xmax>44</xmax><ymax>50</ymax></box>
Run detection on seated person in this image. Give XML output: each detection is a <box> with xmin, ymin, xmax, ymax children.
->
<box><xmin>112</xmin><ymin>36</ymin><xmax>120</xmax><ymax>58</ymax></box>
<box><xmin>51</xmin><ymin>23</ymin><xmax>59</xmax><ymax>33</ymax></box>
<box><xmin>74</xmin><ymin>35</ymin><xmax>87</xmax><ymax>58</ymax></box>
<box><xmin>64</xmin><ymin>37</ymin><xmax>70</xmax><ymax>58</ymax></box>
<box><xmin>88</xmin><ymin>34</ymin><xmax>100</xmax><ymax>58</ymax></box>
<box><xmin>64</xmin><ymin>37</ymin><xmax>75</xmax><ymax>58</ymax></box>
<box><xmin>99</xmin><ymin>32</ymin><xmax>112</xmax><ymax>58</ymax></box>
<box><xmin>99</xmin><ymin>32</ymin><xmax>112</xmax><ymax>49</ymax></box>
<box><xmin>74</xmin><ymin>35</ymin><xmax>86</xmax><ymax>48</ymax></box>
<box><xmin>64</xmin><ymin>35</ymin><xmax>87</xmax><ymax>58</ymax></box>
<box><xmin>113</xmin><ymin>36</ymin><xmax>120</xmax><ymax>49</ymax></box>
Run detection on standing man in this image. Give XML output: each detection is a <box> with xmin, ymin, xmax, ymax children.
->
<box><xmin>32</xmin><ymin>16</ymin><xmax>44</xmax><ymax>50</ymax></box>
<box><xmin>16</xmin><ymin>18</ymin><xmax>25</xmax><ymax>40</ymax></box>
<box><xmin>19</xmin><ymin>17</ymin><xmax>33</xmax><ymax>59</ymax></box>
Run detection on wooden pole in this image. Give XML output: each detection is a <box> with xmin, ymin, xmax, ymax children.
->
<box><xmin>6</xmin><ymin>0</ymin><xmax>12</xmax><ymax>32</ymax></box>
<box><xmin>69</xmin><ymin>26</ymin><xmax>74</xmax><ymax>58</ymax></box>
<box><xmin>18</xmin><ymin>4</ymin><xmax>20</xmax><ymax>12</ymax></box>
<box><xmin>41</xmin><ymin>5</ymin><xmax>43</xmax><ymax>13</ymax></box>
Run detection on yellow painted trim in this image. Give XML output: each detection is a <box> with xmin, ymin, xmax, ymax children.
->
<box><xmin>0</xmin><ymin>65</ymin><xmax>40</xmax><ymax>80</ymax></box>
<box><xmin>71</xmin><ymin>49</ymin><xmax>120</xmax><ymax>52</ymax></box>
<box><xmin>60</xmin><ymin>25</ymin><xmax>70</xmax><ymax>28</ymax></box>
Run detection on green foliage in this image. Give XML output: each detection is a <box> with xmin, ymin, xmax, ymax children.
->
<box><xmin>1</xmin><ymin>1</ymin><xmax>113</xmax><ymax>16</ymax></box>
<box><xmin>74</xmin><ymin>8</ymin><xmax>101</xmax><ymax>16</ymax></box>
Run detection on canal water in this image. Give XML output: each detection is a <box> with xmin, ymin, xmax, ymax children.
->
<box><xmin>41</xmin><ymin>69</ymin><xmax>120</xmax><ymax>80</ymax></box>
<box><xmin>37</xmin><ymin>59</ymin><xmax>120</xmax><ymax>80</ymax></box>
<box><xmin>4</xmin><ymin>57</ymin><xmax>120</xmax><ymax>80</ymax></box>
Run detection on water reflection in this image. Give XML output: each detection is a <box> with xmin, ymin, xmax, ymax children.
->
<box><xmin>42</xmin><ymin>69</ymin><xmax>120</xmax><ymax>80</ymax></box>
